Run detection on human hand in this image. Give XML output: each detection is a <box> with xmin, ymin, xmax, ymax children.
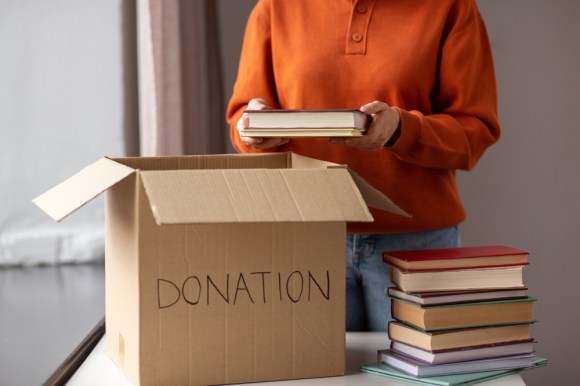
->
<box><xmin>330</xmin><ymin>101</ymin><xmax>401</xmax><ymax>151</ymax></box>
<box><xmin>237</xmin><ymin>98</ymin><xmax>290</xmax><ymax>149</ymax></box>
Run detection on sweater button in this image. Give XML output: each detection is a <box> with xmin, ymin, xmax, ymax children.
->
<box><xmin>356</xmin><ymin>4</ymin><xmax>367</xmax><ymax>13</ymax></box>
<box><xmin>352</xmin><ymin>33</ymin><xmax>363</xmax><ymax>42</ymax></box>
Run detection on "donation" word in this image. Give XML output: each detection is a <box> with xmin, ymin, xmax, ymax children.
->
<box><xmin>157</xmin><ymin>270</ymin><xmax>331</xmax><ymax>309</ymax></box>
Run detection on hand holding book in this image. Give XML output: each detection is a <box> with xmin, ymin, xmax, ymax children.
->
<box><xmin>330</xmin><ymin>101</ymin><xmax>401</xmax><ymax>151</ymax></box>
<box><xmin>237</xmin><ymin>98</ymin><xmax>289</xmax><ymax>149</ymax></box>
<box><xmin>239</xmin><ymin>100</ymin><xmax>401</xmax><ymax>151</ymax></box>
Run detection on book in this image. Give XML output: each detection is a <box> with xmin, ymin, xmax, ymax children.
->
<box><xmin>241</xmin><ymin>108</ymin><xmax>371</xmax><ymax>137</ymax></box>
<box><xmin>378</xmin><ymin>349</ymin><xmax>534</xmax><ymax>378</ymax></box>
<box><xmin>390</xmin><ymin>266</ymin><xmax>525</xmax><ymax>293</ymax></box>
<box><xmin>361</xmin><ymin>356</ymin><xmax>548</xmax><ymax>386</ymax></box>
<box><xmin>391</xmin><ymin>297</ymin><xmax>536</xmax><ymax>331</ymax></box>
<box><xmin>390</xmin><ymin>339</ymin><xmax>536</xmax><ymax>365</ymax></box>
<box><xmin>386</xmin><ymin>287</ymin><xmax>529</xmax><ymax>306</ymax></box>
<box><xmin>240</xmin><ymin>128</ymin><xmax>366</xmax><ymax>137</ymax></box>
<box><xmin>388</xmin><ymin>321</ymin><xmax>534</xmax><ymax>351</ymax></box>
<box><xmin>383</xmin><ymin>245</ymin><xmax>529</xmax><ymax>272</ymax></box>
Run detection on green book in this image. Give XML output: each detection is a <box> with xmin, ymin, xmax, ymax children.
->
<box><xmin>360</xmin><ymin>356</ymin><xmax>547</xmax><ymax>386</ymax></box>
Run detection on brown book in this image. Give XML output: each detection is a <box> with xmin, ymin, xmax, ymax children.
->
<box><xmin>242</xmin><ymin>109</ymin><xmax>370</xmax><ymax>137</ymax></box>
<box><xmin>388</xmin><ymin>321</ymin><xmax>534</xmax><ymax>351</ymax></box>
<box><xmin>391</xmin><ymin>297</ymin><xmax>536</xmax><ymax>331</ymax></box>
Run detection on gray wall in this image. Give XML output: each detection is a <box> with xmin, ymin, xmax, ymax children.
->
<box><xmin>218</xmin><ymin>0</ymin><xmax>257</xmax><ymax>153</ymax></box>
<box><xmin>460</xmin><ymin>1</ymin><xmax>580</xmax><ymax>384</ymax></box>
<box><xmin>0</xmin><ymin>0</ymin><xmax>124</xmax><ymax>265</ymax></box>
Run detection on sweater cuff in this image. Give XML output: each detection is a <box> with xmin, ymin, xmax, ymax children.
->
<box><xmin>387</xmin><ymin>108</ymin><xmax>420</xmax><ymax>155</ymax></box>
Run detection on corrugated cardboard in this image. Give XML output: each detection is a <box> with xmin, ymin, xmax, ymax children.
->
<box><xmin>33</xmin><ymin>152</ymin><xmax>408</xmax><ymax>386</ymax></box>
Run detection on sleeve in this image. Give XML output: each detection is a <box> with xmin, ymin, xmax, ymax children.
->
<box><xmin>389</xmin><ymin>0</ymin><xmax>500</xmax><ymax>171</ymax></box>
<box><xmin>225</xmin><ymin>0</ymin><xmax>280</xmax><ymax>154</ymax></box>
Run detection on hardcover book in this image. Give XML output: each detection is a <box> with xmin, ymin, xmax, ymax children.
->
<box><xmin>377</xmin><ymin>349</ymin><xmax>534</xmax><ymax>378</ymax></box>
<box><xmin>386</xmin><ymin>287</ymin><xmax>528</xmax><ymax>306</ymax></box>
<box><xmin>361</xmin><ymin>356</ymin><xmax>547</xmax><ymax>386</ymax></box>
<box><xmin>241</xmin><ymin>108</ymin><xmax>371</xmax><ymax>137</ymax></box>
<box><xmin>390</xmin><ymin>339</ymin><xmax>536</xmax><ymax>365</ymax></box>
<box><xmin>383</xmin><ymin>245</ymin><xmax>529</xmax><ymax>272</ymax></box>
<box><xmin>390</xmin><ymin>265</ymin><xmax>525</xmax><ymax>293</ymax></box>
<box><xmin>391</xmin><ymin>297</ymin><xmax>536</xmax><ymax>331</ymax></box>
<box><xmin>388</xmin><ymin>321</ymin><xmax>534</xmax><ymax>352</ymax></box>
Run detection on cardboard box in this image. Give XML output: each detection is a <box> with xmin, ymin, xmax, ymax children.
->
<box><xmin>34</xmin><ymin>152</ymin><xmax>407</xmax><ymax>386</ymax></box>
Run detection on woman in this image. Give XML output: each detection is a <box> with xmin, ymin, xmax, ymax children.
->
<box><xmin>226</xmin><ymin>0</ymin><xmax>500</xmax><ymax>331</ymax></box>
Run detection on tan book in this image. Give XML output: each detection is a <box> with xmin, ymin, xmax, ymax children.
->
<box><xmin>388</xmin><ymin>321</ymin><xmax>534</xmax><ymax>351</ymax></box>
<box><xmin>390</xmin><ymin>266</ymin><xmax>525</xmax><ymax>293</ymax></box>
<box><xmin>391</xmin><ymin>297</ymin><xmax>536</xmax><ymax>331</ymax></box>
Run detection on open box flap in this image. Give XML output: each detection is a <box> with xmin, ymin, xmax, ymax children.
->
<box><xmin>139</xmin><ymin>168</ymin><xmax>374</xmax><ymax>224</ymax></box>
<box><xmin>290</xmin><ymin>152</ymin><xmax>411</xmax><ymax>217</ymax></box>
<box><xmin>32</xmin><ymin>157</ymin><xmax>135</xmax><ymax>222</ymax></box>
<box><xmin>343</xmin><ymin>168</ymin><xmax>412</xmax><ymax>217</ymax></box>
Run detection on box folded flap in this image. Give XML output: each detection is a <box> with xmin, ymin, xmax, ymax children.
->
<box><xmin>291</xmin><ymin>152</ymin><xmax>410</xmax><ymax>217</ymax></box>
<box><xmin>33</xmin><ymin>157</ymin><xmax>135</xmax><ymax>221</ymax></box>
<box><xmin>139</xmin><ymin>168</ymin><xmax>373</xmax><ymax>224</ymax></box>
<box><xmin>344</xmin><ymin>168</ymin><xmax>412</xmax><ymax>217</ymax></box>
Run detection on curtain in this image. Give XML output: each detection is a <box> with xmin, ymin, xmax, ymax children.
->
<box><xmin>126</xmin><ymin>0</ymin><xmax>226</xmax><ymax>156</ymax></box>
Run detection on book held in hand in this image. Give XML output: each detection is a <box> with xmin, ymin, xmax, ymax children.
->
<box><xmin>391</xmin><ymin>297</ymin><xmax>536</xmax><ymax>331</ymax></box>
<box><xmin>383</xmin><ymin>245</ymin><xmax>529</xmax><ymax>272</ymax></box>
<box><xmin>241</xmin><ymin>108</ymin><xmax>371</xmax><ymax>137</ymax></box>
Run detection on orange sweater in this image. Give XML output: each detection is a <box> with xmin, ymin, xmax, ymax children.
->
<box><xmin>226</xmin><ymin>0</ymin><xmax>500</xmax><ymax>233</ymax></box>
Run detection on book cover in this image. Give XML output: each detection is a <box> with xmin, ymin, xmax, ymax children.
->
<box><xmin>242</xmin><ymin>108</ymin><xmax>371</xmax><ymax>137</ymax></box>
<box><xmin>388</xmin><ymin>321</ymin><xmax>534</xmax><ymax>352</ymax></box>
<box><xmin>390</xmin><ymin>266</ymin><xmax>525</xmax><ymax>293</ymax></box>
<box><xmin>360</xmin><ymin>356</ymin><xmax>547</xmax><ymax>386</ymax></box>
<box><xmin>390</xmin><ymin>339</ymin><xmax>536</xmax><ymax>365</ymax></box>
<box><xmin>383</xmin><ymin>245</ymin><xmax>529</xmax><ymax>272</ymax></box>
<box><xmin>378</xmin><ymin>349</ymin><xmax>535</xmax><ymax>378</ymax></box>
<box><xmin>240</xmin><ymin>128</ymin><xmax>366</xmax><ymax>138</ymax></box>
<box><xmin>386</xmin><ymin>287</ymin><xmax>529</xmax><ymax>306</ymax></box>
<box><xmin>390</xmin><ymin>297</ymin><xmax>536</xmax><ymax>331</ymax></box>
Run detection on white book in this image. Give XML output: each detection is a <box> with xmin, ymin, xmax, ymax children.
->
<box><xmin>243</xmin><ymin>108</ymin><xmax>371</xmax><ymax>133</ymax></box>
<box><xmin>391</xmin><ymin>266</ymin><xmax>525</xmax><ymax>293</ymax></box>
<box><xmin>379</xmin><ymin>349</ymin><xmax>534</xmax><ymax>378</ymax></box>
<box><xmin>389</xmin><ymin>340</ymin><xmax>535</xmax><ymax>365</ymax></box>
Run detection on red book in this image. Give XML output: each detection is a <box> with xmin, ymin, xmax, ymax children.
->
<box><xmin>383</xmin><ymin>245</ymin><xmax>529</xmax><ymax>272</ymax></box>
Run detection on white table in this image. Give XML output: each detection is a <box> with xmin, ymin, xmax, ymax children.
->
<box><xmin>67</xmin><ymin>332</ymin><xmax>526</xmax><ymax>386</ymax></box>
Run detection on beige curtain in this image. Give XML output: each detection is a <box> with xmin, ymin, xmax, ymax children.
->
<box><xmin>124</xmin><ymin>0</ymin><xmax>226</xmax><ymax>156</ymax></box>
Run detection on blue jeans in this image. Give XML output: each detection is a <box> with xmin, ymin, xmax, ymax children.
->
<box><xmin>346</xmin><ymin>226</ymin><xmax>461</xmax><ymax>332</ymax></box>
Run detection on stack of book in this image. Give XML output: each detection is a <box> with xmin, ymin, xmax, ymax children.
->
<box><xmin>241</xmin><ymin>109</ymin><xmax>371</xmax><ymax>137</ymax></box>
<box><xmin>361</xmin><ymin>245</ymin><xmax>547</xmax><ymax>384</ymax></box>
